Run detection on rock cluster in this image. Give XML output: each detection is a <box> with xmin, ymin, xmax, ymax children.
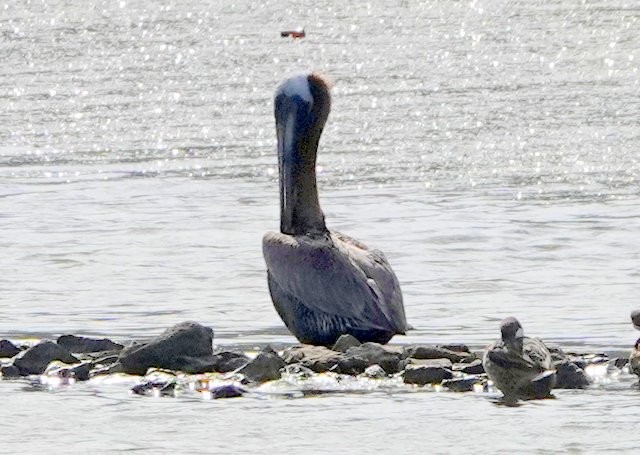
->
<box><xmin>0</xmin><ymin>321</ymin><xmax>622</xmax><ymax>400</ymax></box>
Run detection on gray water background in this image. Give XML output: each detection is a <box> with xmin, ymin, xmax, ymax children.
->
<box><xmin>1</xmin><ymin>0</ymin><xmax>640</xmax><ymax>452</ymax></box>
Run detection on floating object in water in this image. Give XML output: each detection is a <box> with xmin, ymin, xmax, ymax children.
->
<box><xmin>483</xmin><ymin>317</ymin><xmax>556</xmax><ymax>404</ymax></box>
<box><xmin>262</xmin><ymin>72</ymin><xmax>409</xmax><ymax>346</ymax></box>
<box><xmin>280</xmin><ymin>28</ymin><xmax>305</xmax><ymax>39</ymax></box>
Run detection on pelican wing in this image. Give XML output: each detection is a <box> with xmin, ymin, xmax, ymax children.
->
<box><xmin>331</xmin><ymin>231</ymin><xmax>407</xmax><ymax>332</ymax></box>
<box><xmin>263</xmin><ymin>231</ymin><xmax>401</xmax><ymax>332</ymax></box>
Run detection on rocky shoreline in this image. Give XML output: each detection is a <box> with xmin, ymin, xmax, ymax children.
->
<box><xmin>0</xmin><ymin>321</ymin><xmax>627</xmax><ymax>399</ymax></box>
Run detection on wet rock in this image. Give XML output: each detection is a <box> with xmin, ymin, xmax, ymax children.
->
<box><xmin>443</xmin><ymin>376</ymin><xmax>483</xmax><ymax>392</ymax></box>
<box><xmin>118</xmin><ymin>321</ymin><xmax>213</xmax><ymax>375</ymax></box>
<box><xmin>554</xmin><ymin>361</ymin><xmax>591</xmax><ymax>389</ymax></box>
<box><xmin>407</xmin><ymin>358</ymin><xmax>453</xmax><ymax>369</ymax></box>
<box><xmin>237</xmin><ymin>347</ymin><xmax>285</xmax><ymax>383</ymax></box>
<box><xmin>459</xmin><ymin>354</ymin><xmax>482</xmax><ymax>364</ymax></box>
<box><xmin>131</xmin><ymin>380</ymin><xmax>176</xmax><ymax>397</ymax></box>
<box><xmin>332</xmin><ymin>334</ymin><xmax>361</xmax><ymax>353</ymax></box>
<box><xmin>161</xmin><ymin>350</ymin><xmax>250</xmax><ymax>375</ymax></box>
<box><xmin>12</xmin><ymin>341</ymin><xmax>78</xmax><ymax>375</ymax></box>
<box><xmin>208</xmin><ymin>351</ymin><xmax>250</xmax><ymax>373</ymax></box>
<box><xmin>454</xmin><ymin>359</ymin><xmax>485</xmax><ymax>375</ymax></box>
<box><xmin>283</xmin><ymin>363</ymin><xmax>315</xmax><ymax>379</ymax></box>
<box><xmin>282</xmin><ymin>345</ymin><xmax>369</xmax><ymax>375</ymax></box>
<box><xmin>0</xmin><ymin>340</ymin><xmax>21</xmax><ymax>358</ymax></box>
<box><xmin>87</xmin><ymin>354</ymin><xmax>122</xmax><ymax>376</ymax></box>
<box><xmin>44</xmin><ymin>361</ymin><xmax>92</xmax><ymax>381</ymax></box>
<box><xmin>0</xmin><ymin>364</ymin><xmax>21</xmax><ymax>378</ymax></box>
<box><xmin>362</xmin><ymin>364</ymin><xmax>387</xmax><ymax>379</ymax></box>
<box><xmin>439</xmin><ymin>344</ymin><xmax>471</xmax><ymax>353</ymax></box>
<box><xmin>613</xmin><ymin>357</ymin><xmax>628</xmax><ymax>369</ymax></box>
<box><xmin>57</xmin><ymin>335</ymin><xmax>124</xmax><ymax>353</ymax></box>
<box><xmin>336</xmin><ymin>355</ymin><xmax>369</xmax><ymax>376</ymax></box>
<box><xmin>403</xmin><ymin>345</ymin><xmax>474</xmax><ymax>363</ymax></box>
<box><xmin>403</xmin><ymin>364</ymin><xmax>453</xmax><ymax>386</ymax></box>
<box><xmin>211</xmin><ymin>384</ymin><xmax>245</xmax><ymax>399</ymax></box>
<box><xmin>571</xmin><ymin>359</ymin><xmax>587</xmax><ymax>370</ymax></box>
<box><xmin>345</xmin><ymin>343</ymin><xmax>403</xmax><ymax>374</ymax></box>
<box><xmin>283</xmin><ymin>345</ymin><xmax>345</xmax><ymax>372</ymax></box>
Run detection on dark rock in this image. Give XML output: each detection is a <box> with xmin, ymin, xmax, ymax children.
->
<box><xmin>403</xmin><ymin>364</ymin><xmax>453</xmax><ymax>386</ymax></box>
<box><xmin>0</xmin><ymin>340</ymin><xmax>21</xmax><ymax>358</ymax></box>
<box><xmin>439</xmin><ymin>344</ymin><xmax>470</xmax><ymax>353</ymax></box>
<box><xmin>131</xmin><ymin>380</ymin><xmax>176</xmax><ymax>396</ymax></box>
<box><xmin>443</xmin><ymin>376</ymin><xmax>483</xmax><ymax>392</ymax></box>
<box><xmin>237</xmin><ymin>348</ymin><xmax>285</xmax><ymax>383</ymax></box>
<box><xmin>455</xmin><ymin>359</ymin><xmax>485</xmax><ymax>375</ymax></box>
<box><xmin>211</xmin><ymin>384</ymin><xmax>245</xmax><ymax>399</ymax></box>
<box><xmin>118</xmin><ymin>321</ymin><xmax>213</xmax><ymax>375</ymax></box>
<box><xmin>572</xmin><ymin>359</ymin><xmax>587</xmax><ymax>370</ymax></box>
<box><xmin>345</xmin><ymin>343</ymin><xmax>403</xmax><ymax>374</ymax></box>
<box><xmin>554</xmin><ymin>361</ymin><xmax>591</xmax><ymax>389</ymax></box>
<box><xmin>12</xmin><ymin>341</ymin><xmax>78</xmax><ymax>375</ymax></box>
<box><xmin>161</xmin><ymin>350</ymin><xmax>250</xmax><ymax>375</ymax></box>
<box><xmin>44</xmin><ymin>362</ymin><xmax>92</xmax><ymax>381</ymax></box>
<box><xmin>403</xmin><ymin>345</ymin><xmax>474</xmax><ymax>363</ymax></box>
<box><xmin>282</xmin><ymin>345</ymin><xmax>347</xmax><ymax>373</ymax></box>
<box><xmin>336</xmin><ymin>356</ymin><xmax>369</xmax><ymax>375</ymax></box>
<box><xmin>613</xmin><ymin>357</ymin><xmax>628</xmax><ymax>369</ymax></box>
<box><xmin>459</xmin><ymin>354</ymin><xmax>481</xmax><ymax>364</ymax></box>
<box><xmin>1</xmin><ymin>364</ymin><xmax>21</xmax><ymax>378</ymax></box>
<box><xmin>57</xmin><ymin>335</ymin><xmax>123</xmax><ymax>353</ymax></box>
<box><xmin>332</xmin><ymin>334</ymin><xmax>361</xmax><ymax>353</ymax></box>
<box><xmin>282</xmin><ymin>345</ymin><xmax>369</xmax><ymax>375</ymax></box>
<box><xmin>209</xmin><ymin>351</ymin><xmax>250</xmax><ymax>373</ymax></box>
<box><xmin>70</xmin><ymin>363</ymin><xmax>91</xmax><ymax>381</ymax></box>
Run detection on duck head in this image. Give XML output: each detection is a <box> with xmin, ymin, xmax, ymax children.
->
<box><xmin>500</xmin><ymin>316</ymin><xmax>525</xmax><ymax>353</ymax></box>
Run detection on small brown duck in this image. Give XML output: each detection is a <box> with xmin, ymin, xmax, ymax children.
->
<box><xmin>483</xmin><ymin>317</ymin><xmax>556</xmax><ymax>404</ymax></box>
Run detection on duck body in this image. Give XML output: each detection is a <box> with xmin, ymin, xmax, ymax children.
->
<box><xmin>629</xmin><ymin>338</ymin><xmax>640</xmax><ymax>378</ymax></box>
<box><xmin>263</xmin><ymin>73</ymin><xmax>408</xmax><ymax>346</ymax></box>
<box><xmin>483</xmin><ymin>317</ymin><xmax>556</xmax><ymax>403</ymax></box>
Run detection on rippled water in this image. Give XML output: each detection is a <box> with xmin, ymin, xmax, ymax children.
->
<box><xmin>2</xmin><ymin>0</ymin><xmax>639</xmax><ymax>452</ymax></box>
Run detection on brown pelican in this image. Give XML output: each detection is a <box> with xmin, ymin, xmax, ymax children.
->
<box><xmin>483</xmin><ymin>317</ymin><xmax>556</xmax><ymax>404</ymax></box>
<box><xmin>262</xmin><ymin>72</ymin><xmax>409</xmax><ymax>346</ymax></box>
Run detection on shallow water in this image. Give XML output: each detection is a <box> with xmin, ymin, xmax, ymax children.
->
<box><xmin>1</xmin><ymin>0</ymin><xmax>640</xmax><ymax>452</ymax></box>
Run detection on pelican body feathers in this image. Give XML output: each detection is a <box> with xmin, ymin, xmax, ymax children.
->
<box><xmin>263</xmin><ymin>73</ymin><xmax>408</xmax><ymax>346</ymax></box>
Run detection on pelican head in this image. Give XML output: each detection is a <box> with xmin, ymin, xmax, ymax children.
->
<box><xmin>274</xmin><ymin>73</ymin><xmax>332</xmax><ymax>236</ymax></box>
<box><xmin>500</xmin><ymin>316</ymin><xmax>525</xmax><ymax>353</ymax></box>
